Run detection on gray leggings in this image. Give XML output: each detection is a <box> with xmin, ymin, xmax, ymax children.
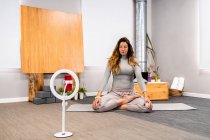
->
<box><xmin>94</xmin><ymin>90</ymin><xmax>151</xmax><ymax>113</ymax></box>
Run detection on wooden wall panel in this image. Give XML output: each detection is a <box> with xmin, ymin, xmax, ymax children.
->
<box><xmin>21</xmin><ymin>6</ymin><xmax>84</xmax><ymax>73</ymax></box>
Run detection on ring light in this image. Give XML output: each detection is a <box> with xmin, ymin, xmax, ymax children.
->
<box><xmin>50</xmin><ymin>69</ymin><xmax>79</xmax><ymax>138</ymax></box>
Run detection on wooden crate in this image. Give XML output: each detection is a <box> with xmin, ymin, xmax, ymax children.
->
<box><xmin>134</xmin><ymin>82</ymin><xmax>169</xmax><ymax>100</ymax></box>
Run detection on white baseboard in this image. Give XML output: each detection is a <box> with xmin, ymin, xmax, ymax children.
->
<box><xmin>85</xmin><ymin>91</ymin><xmax>107</xmax><ymax>97</ymax></box>
<box><xmin>85</xmin><ymin>92</ymin><xmax>97</xmax><ymax>96</ymax></box>
<box><xmin>0</xmin><ymin>68</ymin><xmax>21</xmax><ymax>73</ymax></box>
<box><xmin>183</xmin><ymin>92</ymin><xmax>210</xmax><ymax>99</ymax></box>
<box><xmin>0</xmin><ymin>97</ymin><xmax>28</xmax><ymax>103</ymax></box>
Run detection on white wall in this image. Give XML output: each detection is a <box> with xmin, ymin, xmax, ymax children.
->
<box><xmin>0</xmin><ymin>0</ymin><xmax>20</xmax><ymax>68</ymax></box>
<box><xmin>199</xmin><ymin>0</ymin><xmax>210</xmax><ymax>69</ymax></box>
<box><xmin>0</xmin><ymin>69</ymin><xmax>28</xmax><ymax>99</ymax></box>
<box><xmin>152</xmin><ymin>0</ymin><xmax>210</xmax><ymax>94</ymax></box>
<box><xmin>82</xmin><ymin>0</ymin><xmax>135</xmax><ymax>66</ymax></box>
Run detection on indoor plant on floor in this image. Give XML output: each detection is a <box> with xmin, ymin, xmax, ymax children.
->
<box><xmin>78</xmin><ymin>87</ymin><xmax>87</xmax><ymax>100</ymax></box>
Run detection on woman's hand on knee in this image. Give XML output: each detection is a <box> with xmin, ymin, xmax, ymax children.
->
<box><xmin>92</xmin><ymin>98</ymin><xmax>101</xmax><ymax>110</ymax></box>
<box><xmin>144</xmin><ymin>96</ymin><xmax>153</xmax><ymax>110</ymax></box>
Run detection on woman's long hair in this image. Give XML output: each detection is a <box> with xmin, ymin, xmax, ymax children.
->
<box><xmin>108</xmin><ymin>37</ymin><xmax>138</xmax><ymax>74</ymax></box>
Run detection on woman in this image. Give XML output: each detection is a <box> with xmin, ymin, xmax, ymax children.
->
<box><xmin>92</xmin><ymin>37</ymin><xmax>153</xmax><ymax>112</ymax></box>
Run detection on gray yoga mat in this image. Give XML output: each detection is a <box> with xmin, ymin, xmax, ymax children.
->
<box><xmin>66</xmin><ymin>103</ymin><xmax>196</xmax><ymax>112</ymax></box>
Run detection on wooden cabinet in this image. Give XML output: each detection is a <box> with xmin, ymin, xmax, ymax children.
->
<box><xmin>134</xmin><ymin>82</ymin><xmax>169</xmax><ymax>100</ymax></box>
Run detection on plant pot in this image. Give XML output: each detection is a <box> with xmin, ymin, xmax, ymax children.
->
<box><xmin>79</xmin><ymin>93</ymin><xmax>84</xmax><ymax>100</ymax></box>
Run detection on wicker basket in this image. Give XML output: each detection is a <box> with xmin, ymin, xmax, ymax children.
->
<box><xmin>169</xmin><ymin>89</ymin><xmax>183</xmax><ymax>96</ymax></box>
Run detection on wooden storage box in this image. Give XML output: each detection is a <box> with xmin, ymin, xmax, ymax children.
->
<box><xmin>134</xmin><ymin>82</ymin><xmax>169</xmax><ymax>100</ymax></box>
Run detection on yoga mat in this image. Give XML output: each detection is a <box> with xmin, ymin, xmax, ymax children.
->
<box><xmin>66</xmin><ymin>103</ymin><xmax>196</xmax><ymax>112</ymax></box>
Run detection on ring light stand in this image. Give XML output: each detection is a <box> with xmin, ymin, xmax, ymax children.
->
<box><xmin>50</xmin><ymin>69</ymin><xmax>79</xmax><ymax>138</ymax></box>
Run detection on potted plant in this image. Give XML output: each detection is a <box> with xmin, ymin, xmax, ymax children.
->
<box><xmin>57</xmin><ymin>86</ymin><xmax>87</xmax><ymax>100</ymax></box>
<box><xmin>57</xmin><ymin>87</ymin><xmax>72</xmax><ymax>96</ymax></box>
<box><xmin>146</xmin><ymin>34</ymin><xmax>159</xmax><ymax>82</ymax></box>
<box><xmin>78</xmin><ymin>87</ymin><xmax>87</xmax><ymax>100</ymax></box>
<box><xmin>57</xmin><ymin>87</ymin><xmax>64</xmax><ymax>94</ymax></box>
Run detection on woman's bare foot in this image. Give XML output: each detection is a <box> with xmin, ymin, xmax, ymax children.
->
<box><xmin>117</xmin><ymin>94</ymin><xmax>140</xmax><ymax>105</ymax></box>
<box><xmin>117</xmin><ymin>104</ymin><xmax>128</xmax><ymax>110</ymax></box>
<box><xmin>124</xmin><ymin>94</ymin><xmax>140</xmax><ymax>102</ymax></box>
